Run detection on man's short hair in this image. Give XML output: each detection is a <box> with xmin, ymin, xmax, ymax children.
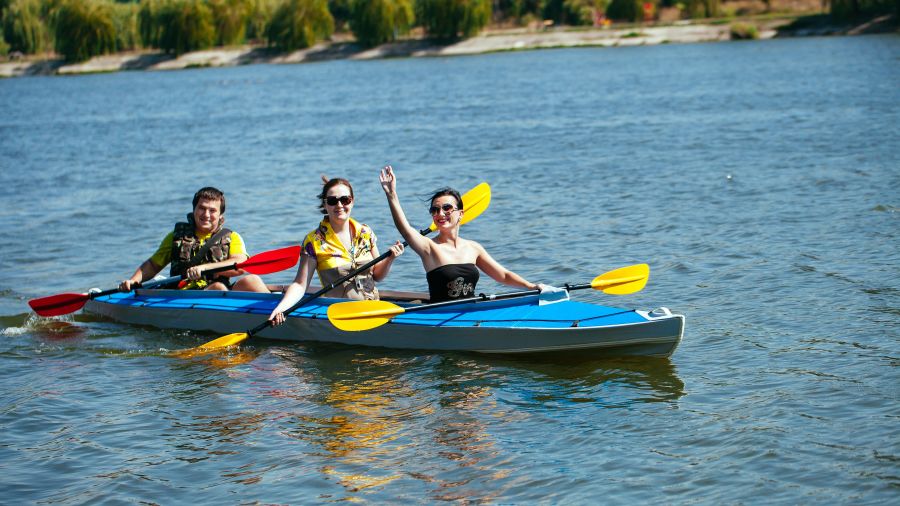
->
<box><xmin>193</xmin><ymin>187</ymin><xmax>226</xmax><ymax>213</ymax></box>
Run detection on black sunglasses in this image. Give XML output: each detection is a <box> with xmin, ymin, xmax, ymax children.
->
<box><xmin>429</xmin><ymin>203</ymin><xmax>458</xmax><ymax>215</ymax></box>
<box><xmin>325</xmin><ymin>195</ymin><xmax>353</xmax><ymax>206</ymax></box>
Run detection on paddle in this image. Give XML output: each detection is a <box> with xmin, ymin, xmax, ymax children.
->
<box><xmin>28</xmin><ymin>245</ymin><xmax>302</xmax><ymax>317</ymax></box>
<box><xmin>194</xmin><ymin>182</ymin><xmax>492</xmax><ymax>350</ymax></box>
<box><xmin>327</xmin><ymin>263</ymin><xmax>650</xmax><ymax>332</ymax></box>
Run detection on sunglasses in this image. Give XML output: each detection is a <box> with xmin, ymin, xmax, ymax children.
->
<box><xmin>429</xmin><ymin>203</ymin><xmax>458</xmax><ymax>215</ymax></box>
<box><xmin>325</xmin><ymin>195</ymin><xmax>353</xmax><ymax>206</ymax></box>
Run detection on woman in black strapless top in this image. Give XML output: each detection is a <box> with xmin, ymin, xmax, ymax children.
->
<box><xmin>380</xmin><ymin>165</ymin><xmax>541</xmax><ymax>303</ymax></box>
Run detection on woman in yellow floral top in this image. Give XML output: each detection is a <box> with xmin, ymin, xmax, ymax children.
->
<box><xmin>268</xmin><ymin>177</ymin><xmax>404</xmax><ymax>326</ymax></box>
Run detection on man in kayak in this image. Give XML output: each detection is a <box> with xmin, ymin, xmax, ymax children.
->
<box><xmin>118</xmin><ymin>187</ymin><xmax>269</xmax><ymax>292</ymax></box>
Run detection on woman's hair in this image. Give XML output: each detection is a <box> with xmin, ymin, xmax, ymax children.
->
<box><xmin>192</xmin><ymin>186</ymin><xmax>226</xmax><ymax>213</ymax></box>
<box><xmin>318</xmin><ymin>175</ymin><xmax>354</xmax><ymax>214</ymax></box>
<box><xmin>429</xmin><ymin>187</ymin><xmax>462</xmax><ymax>210</ymax></box>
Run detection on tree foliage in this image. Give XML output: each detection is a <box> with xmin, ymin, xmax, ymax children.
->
<box><xmin>543</xmin><ymin>0</ymin><xmax>605</xmax><ymax>25</ymax></box>
<box><xmin>605</xmin><ymin>0</ymin><xmax>640</xmax><ymax>21</ymax></box>
<box><xmin>3</xmin><ymin>0</ymin><xmax>53</xmax><ymax>54</ymax></box>
<box><xmin>53</xmin><ymin>0</ymin><xmax>116</xmax><ymax>61</ymax></box>
<box><xmin>349</xmin><ymin>0</ymin><xmax>412</xmax><ymax>47</ymax></box>
<box><xmin>266</xmin><ymin>0</ymin><xmax>333</xmax><ymax>51</ymax></box>
<box><xmin>110</xmin><ymin>1</ymin><xmax>140</xmax><ymax>50</ymax></box>
<box><xmin>208</xmin><ymin>0</ymin><xmax>249</xmax><ymax>46</ymax></box>
<box><xmin>416</xmin><ymin>0</ymin><xmax>491</xmax><ymax>40</ymax></box>
<box><xmin>685</xmin><ymin>0</ymin><xmax>718</xmax><ymax>18</ymax></box>
<box><xmin>140</xmin><ymin>0</ymin><xmax>214</xmax><ymax>55</ymax></box>
<box><xmin>830</xmin><ymin>0</ymin><xmax>897</xmax><ymax>20</ymax></box>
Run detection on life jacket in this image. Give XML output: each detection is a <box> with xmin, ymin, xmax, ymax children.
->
<box><xmin>169</xmin><ymin>214</ymin><xmax>232</xmax><ymax>282</ymax></box>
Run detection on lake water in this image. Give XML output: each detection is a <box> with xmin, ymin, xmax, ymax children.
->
<box><xmin>1</xmin><ymin>34</ymin><xmax>898</xmax><ymax>503</ymax></box>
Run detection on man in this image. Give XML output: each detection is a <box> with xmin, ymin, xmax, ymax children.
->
<box><xmin>119</xmin><ymin>187</ymin><xmax>269</xmax><ymax>292</ymax></box>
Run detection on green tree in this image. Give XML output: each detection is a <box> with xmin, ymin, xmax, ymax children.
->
<box><xmin>416</xmin><ymin>0</ymin><xmax>491</xmax><ymax>40</ymax></box>
<box><xmin>328</xmin><ymin>0</ymin><xmax>350</xmax><ymax>29</ymax></box>
<box><xmin>605</xmin><ymin>0</ymin><xmax>640</xmax><ymax>21</ymax></box>
<box><xmin>110</xmin><ymin>1</ymin><xmax>140</xmax><ymax>50</ymax></box>
<box><xmin>138</xmin><ymin>0</ymin><xmax>161</xmax><ymax>46</ymax></box>
<box><xmin>3</xmin><ymin>0</ymin><xmax>52</xmax><ymax>54</ymax></box>
<box><xmin>266</xmin><ymin>0</ymin><xmax>333</xmax><ymax>51</ymax></box>
<box><xmin>830</xmin><ymin>0</ymin><xmax>897</xmax><ymax>20</ymax></box>
<box><xmin>685</xmin><ymin>0</ymin><xmax>718</xmax><ymax>18</ymax></box>
<box><xmin>154</xmin><ymin>0</ymin><xmax>215</xmax><ymax>55</ymax></box>
<box><xmin>245</xmin><ymin>0</ymin><xmax>277</xmax><ymax>41</ymax></box>
<box><xmin>53</xmin><ymin>0</ymin><xmax>116</xmax><ymax>62</ymax></box>
<box><xmin>209</xmin><ymin>0</ymin><xmax>249</xmax><ymax>46</ymax></box>
<box><xmin>349</xmin><ymin>0</ymin><xmax>413</xmax><ymax>47</ymax></box>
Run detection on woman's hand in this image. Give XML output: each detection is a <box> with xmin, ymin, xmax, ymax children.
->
<box><xmin>379</xmin><ymin>165</ymin><xmax>397</xmax><ymax>196</ymax></box>
<box><xmin>269</xmin><ymin>311</ymin><xmax>286</xmax><ymax>326</ymax></box>
<box><xmin>389</xmin><ymin>240</ymin><xmax>404</xmax><ymax>258</ymax></box>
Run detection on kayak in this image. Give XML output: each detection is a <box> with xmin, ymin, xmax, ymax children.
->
<box><xmin>83</xmin><ymin>289</ymin><xmax>685</xmax><ymax>357</ymax></box>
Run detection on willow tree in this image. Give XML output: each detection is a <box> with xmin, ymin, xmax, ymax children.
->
<box><xmin>3</xmin><ymin>0</ymin><xmax>52</xmax><ymax>54</ymax></box>
<box><xmin>245</xmin><ymin>0</ymin><xmax>278</xmax><ymax>42</ymax></box>
<box><xmin>266</xmin><ymin>0</ymin><xmax>333</xmax><ymax>51</ymax></box>
<box><xmin>416</xmin><ymin>0</ymin><xmax>491</xmax><ymax>40</ymax></box>
<box><xmin>605</xmin><ymin>0</ymin><xmax>640</xmax><ymax>21</ymax></box>
<box><xmin>148</xmin><ymin>0</ymin><xmax>215</xmax><ymax>55</ymax></box>
<box><xmin>208</xmin><ymin>0</ymin><xmax>249</xmax><ymax>46</ymax></box>
<box><xmin>830</xmin><ymin>0</ymin><xmax>897</xmax><ymax>20</ymax></box>
<box><xmin>543</xmin><ymin>0</ymin><xmax>605</xmax><ymax>25</ymax></box>
<box><xmin>349</xmin><ymin>0</ymin><xmax>413</xmax><ymax>48</ymax></box>
<box><xmin>111</xmin><ymin>1</ymin><xmax>140</xmax><ymax>51</ymax></box>
<box><xmin>54</xmin><ymin>0</ymin><xmax>117</xmax><ymax>62</ymax></box>
<box><xmin>685</xmin><ymin>0</ymin><xmax>718</xmax><ymax>18</ymax></box>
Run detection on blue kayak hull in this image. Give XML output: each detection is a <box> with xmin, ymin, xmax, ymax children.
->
<box><xmin>84</xmin><ymin>290</ymin><xmax>685</xmax><ymax>357</ymax></box>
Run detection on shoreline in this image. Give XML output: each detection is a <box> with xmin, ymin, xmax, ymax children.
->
<box><xmin>1</xmin><ymin>14</ymin><xmax>895</xmax><ymax>78</ymax></box>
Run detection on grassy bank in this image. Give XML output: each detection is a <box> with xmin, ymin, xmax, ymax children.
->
<box><xmin>1</xmin><ymin>9</ymin><xmax>896</xmax><ymax>78</ymax></box>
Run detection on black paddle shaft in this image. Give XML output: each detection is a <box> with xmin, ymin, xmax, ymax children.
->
<box><xmin>397</xmin><ymin>282</ymin><xmax>593</xmax><ymax>315</ymax></box>
<box><xmin>249</xmin><ymin>225</ymin><xmax>431</xmax><ymax>336</ymax></box>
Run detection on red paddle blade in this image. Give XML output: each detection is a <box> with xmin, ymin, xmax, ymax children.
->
<box><xmin>237</xmin><ymin>245</ymin><xmax>301</xmax><ymax>275</ymax></box>
<box><xmin>28</xmin><ymin>292</ymin><xmax>90</xmax><ymax>317</ymax></box>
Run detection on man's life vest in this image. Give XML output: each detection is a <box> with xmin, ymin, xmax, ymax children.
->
<box><xmin>169</xmin><ymin>214</ymin><xmax>232</xmax><ymax>281</ymax></box>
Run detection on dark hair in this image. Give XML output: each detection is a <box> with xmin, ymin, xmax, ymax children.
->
<box><xmin>193</xmin><ymin>186</ymin><xmax>225</xmax><ymax>213</ymax></box>
<box><xmin>429</xmin><ymin>187</ymin><xmax>462</xmax><ymax>210</ymax></box>
<box><xmin>317</xmin><ymin>176</ymin><xmax>354</xmax><ymax>214</ymax></box>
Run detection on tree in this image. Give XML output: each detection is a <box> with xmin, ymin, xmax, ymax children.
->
<box><xmin>605</xmin><ymin>0</ymin><xmax>640</xmax><ymax>21</ymax></box>
<box><xmin>349</xmin><ymin>0</ymin><xmax>413</xmax><ymax>47</ymax></box>
<box><xmin>54</xmin><ymin>0</ymin><xmax>117</xmax><ymax>62</ymax></box>
<box><xmin>266</xmin><ymin>0</ymin><xmax>333</xmax><ymax>51</ymax></box>
<box><xmin>208</xmin><ymin>0</ymin><xmax>249</xmax><ymax>46</ymax></box>
<box><xmin>3</xmin><ymin>0</ymin><xmax>52</xmax><ymax>54</ymax></box>
<box><xmin>416</xmin><ymin>0</ymin><xmax>491</xmax><ymax>40</ymax></box>
<box><xmin>154</xmin><ymin>0</ymin><xmax>215</xmax><ymax>55</ymax></box>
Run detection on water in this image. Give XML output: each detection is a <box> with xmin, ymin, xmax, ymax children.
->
<box><xmin>1</xmin><ymin>35</ymin><xmax>898</xmax><ymax>503</ymax></box>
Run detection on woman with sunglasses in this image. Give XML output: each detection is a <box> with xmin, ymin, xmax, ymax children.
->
<box><xmin>379</xmin><ymin>165</ymin><xmax>541</xmax><ymax>303</ymax></box>
<box><xmin>268</xmin><ymin>176</ymin><xmax>404</xmax><ymax>326</ymax></box>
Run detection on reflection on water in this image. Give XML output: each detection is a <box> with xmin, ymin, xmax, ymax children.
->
<box><xmin>255</xmin><ymin>345</ymin><xmax>685</xmax><ymax>499</ymax></box>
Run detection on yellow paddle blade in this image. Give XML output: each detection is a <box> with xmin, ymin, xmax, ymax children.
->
<box><xmin>428</xmin><ymin>182</ymin><xmax>491</xmax><ymax>232</ymax></box>
<box><xmin>327</xmin><ymin>300</ymin><xmax>405</xmax><ymax>332</ymax></box>
<box><xmin>195</xmin><ymin>332</ymin><xmax>250</xmax><ymax>350</ymax></box>
<box><xmin>591</xmin><ymin>264</ymin><xmax>650</xmax><ymax>295</ymax></box>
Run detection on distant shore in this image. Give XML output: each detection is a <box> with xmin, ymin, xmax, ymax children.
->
<box><xmin>1</xmin><ymin>14</ymin><xmax>895</xmax><ymax>78</ymax></box>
